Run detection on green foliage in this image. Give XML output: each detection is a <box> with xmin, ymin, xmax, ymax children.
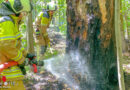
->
<box><xmin>57</xmin><ymin>0</ymin><xmax>67</xmax><ymax>34</ymax></box>
<box><xmin>121</xmin><ymin>0</ymin><xmax>130</xmax><ymax>37</ymax></box>
<box><xmin>0</xmin><ymin>0</ymin><xmax>4</xmax><ymax>4</ymax></box>
<box><xmin>20</xmin><ymin>23</ymin><xmax>27</xmax><ymax>49</ymax></box>
<box><xmin>20</xmin><ymin>23</ymin><xmax>26</xmax><ymax>33</ymax></box>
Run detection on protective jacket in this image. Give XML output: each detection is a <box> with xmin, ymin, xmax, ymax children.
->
<box><xmin>35</xmin><ymin>11</ymin><xmax>52</xmax><ymax>46</ymax></box>
<box><xmin>0</xmin><ymin>15</ymin><xmax>27</xmax><ymax>81</ymax></box>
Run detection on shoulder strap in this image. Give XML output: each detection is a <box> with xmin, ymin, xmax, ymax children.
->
<box><xmin>0</xmin><ymin>16</ymin><xmax>14</xmax><ymax>23</ymax></box>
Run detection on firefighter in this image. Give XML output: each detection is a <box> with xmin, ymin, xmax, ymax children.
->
<box><xmin>35</xmin><ymin>1</ymin><xmax>57</xmax><ymax>59</ymax></box>
<box><xmin>0</xmin><ymin>0</ymin><xmax>34</xmax><ymax>89</ymax></box>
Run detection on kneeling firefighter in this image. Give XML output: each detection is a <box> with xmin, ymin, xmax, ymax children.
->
<box><xmin>0</xmin><ymin>0</ymin><xmax>43</xmax><ymax>90</ymax></box>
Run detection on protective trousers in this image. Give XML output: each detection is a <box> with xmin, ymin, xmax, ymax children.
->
<box><xmin>0</xmin><ymin>80</ymin><xmax>25</xmax><ymax>90</ymax></box>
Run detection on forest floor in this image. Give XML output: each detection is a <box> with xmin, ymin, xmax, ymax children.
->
<box><xmin>24</xmin><ymin>29</ymin><xmax>130</xmax><ymax>90</ymax></box>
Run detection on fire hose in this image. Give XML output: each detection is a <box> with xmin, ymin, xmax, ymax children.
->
<box><xmin>0</xmin><ymin>59</ymin><xmax>44</xmax><ymax>74</ymax></box>
<box><xmin>0</xmin><ymin>57</ymin><xmax>44</xmax><ymax>82</ymax></box>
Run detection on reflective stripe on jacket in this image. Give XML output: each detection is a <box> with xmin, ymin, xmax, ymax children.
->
<box><xmin>0</xmin><ymin>15</ymin><xmax>25</xmax><ymax>81</ymax></box>
<box><xmin>0</xmin><ymin>16</ymin><xmax>22</xmax><ymax>41</ymax></box>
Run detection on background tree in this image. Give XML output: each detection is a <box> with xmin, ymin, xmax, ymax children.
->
<box><xmin>26</xmin><ymin>0</ymin><xmax>35</xmax><ymax>53</ymax></box>
<box><xmin>120</xmin><ymin>0</ymin><xmax>130</xmax><ymax>54</ymax></box>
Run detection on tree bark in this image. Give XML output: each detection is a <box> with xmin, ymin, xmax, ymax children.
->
<box><xmin>26</xmin><ymin>13</ymin><xmax>34</xmax><ymax>53</ymax></box>
<box><xmin>66</xmin><ymin>0</ymin><xmax>120</xmax><ymax>90</ymax></box>
<box><xmin>115</xmin><ymin>0</ymin><xmax>125</xmax><ymax>90</ymax></box>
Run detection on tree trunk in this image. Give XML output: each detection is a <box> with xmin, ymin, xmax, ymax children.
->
<box><xmin>120</xmin><ymin>0</ymin><xmax>126</xmax><ymax>53</ymax></box>
<box><xmin>115</xmin><ymin>0</ymin><xmax>125</xmax><ymax>90</ymax></box>
<box><xmin>66</xmin><ymin>0</ymin><xmax>120</xmax><ymax>90</ymax></box>
<box><xmin>26</xmin><ymin>13</ymin><xmax>34</xmax><ymax>53</ymax></box>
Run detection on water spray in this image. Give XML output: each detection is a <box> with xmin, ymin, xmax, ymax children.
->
<box><xmin>42</xmin><ymin>51</ymin><xmax>93</xmax><ymax>90</ymax></box>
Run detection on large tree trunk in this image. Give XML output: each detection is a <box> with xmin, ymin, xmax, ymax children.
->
<box><xmin>66</xmin><ymin>0</ymin><xmax>121</xmax><ymax>90</ymax></box>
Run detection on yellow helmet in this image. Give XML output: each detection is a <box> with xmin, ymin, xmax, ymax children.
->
<box><xmin>9</xmin><ymin>0</ymin><xmax>32</xmax><ymax>14</ymax></box>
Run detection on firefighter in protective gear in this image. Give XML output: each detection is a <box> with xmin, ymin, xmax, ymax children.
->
<box><xmin>0</xmin><ymin>0</ymin><xmax>32</xmax><ymax>90</ymax></box>
<box><xmin>35</xmin><ymin>1</ymin><xmax>57</xmax><ymax>59</ymax></box>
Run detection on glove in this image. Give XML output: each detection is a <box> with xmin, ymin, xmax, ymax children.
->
<box><xmin>19</xmin><ymin>65</ymin><xmax>26</xmax><ymax>75</ymax></box>
<box><xmin>26</xmin><ymin>53</ymin><xmax>37</xmax><ymax>65</ymax></box>
<box><xmin>29</xmin><ymin>59</ymin><xmax>38</xmax><ymax>65</ymax></box>
<box><xmin>18</xmin><ymin>59</ymin><xmax>28</xmax><ymax>75</ymax></box>
<box><xmin>26</xmin><ymin>53</ymin><xmax>36</xmax><ymax>60</ymax></box>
